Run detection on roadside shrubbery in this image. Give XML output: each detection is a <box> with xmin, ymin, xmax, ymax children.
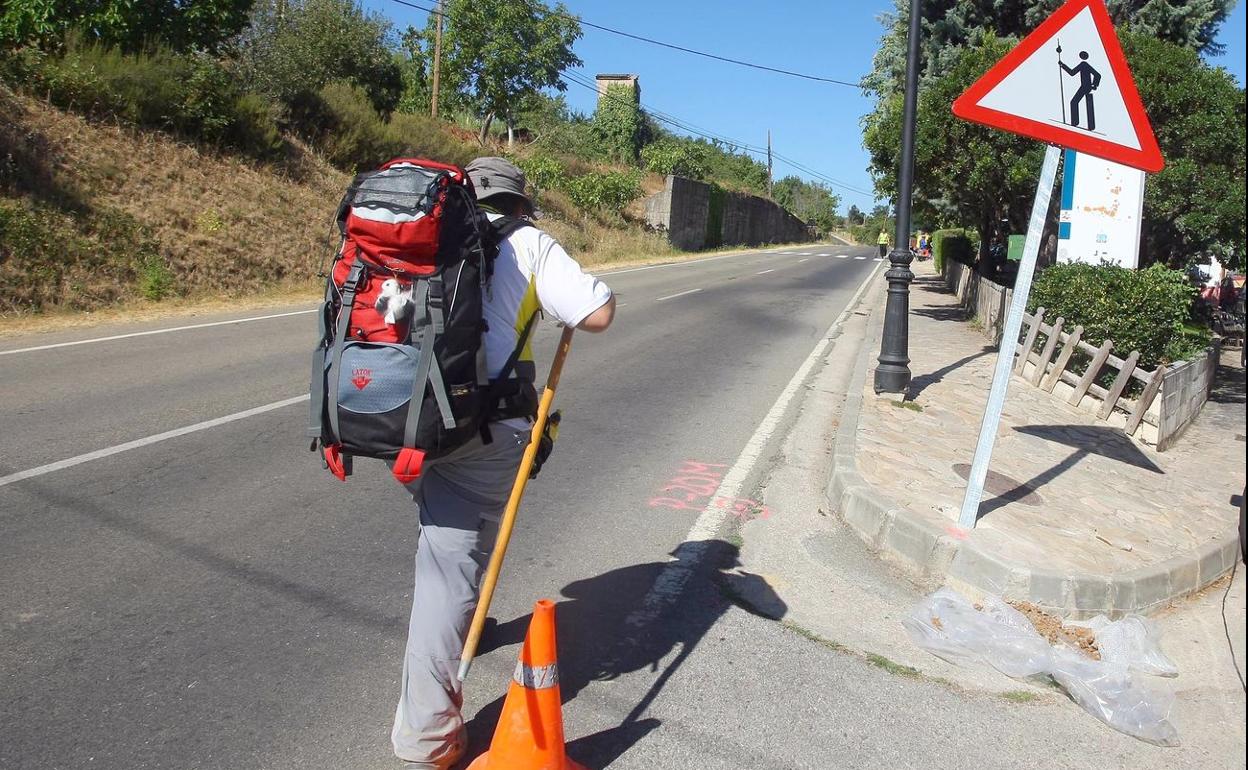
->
<box><xmin>1028</xmin><ymin>263</ymin><xmax>1210</xmax><ymax>369</ymax></box>
<box><xmin>305</xmin><ymin>82</ymin><xmax>473</xmax><ymax>172</ymax></box>
<box><xmin>931</xmin><ymin>228</ymin><xmax>975</xmax><ymax>271</ymax></box>
<box><xmin>10</xmin><ymin>42</ymin><xmax>285</xmax><ymax>159</ymax></box>
<box><xmin>563</xmin><ymin>169</ymin><xmax>642</xmax><ymax>213</ymax></box>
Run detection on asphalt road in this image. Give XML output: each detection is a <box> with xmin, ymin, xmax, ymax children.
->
<box><xmin>1</xmin><ymin>244</ymin><xmax>885</xmax><ymax>769</ymax></box>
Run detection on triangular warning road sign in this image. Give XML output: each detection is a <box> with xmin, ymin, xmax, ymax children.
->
<box><xmin>952</xmin><ymin>0</ymin><xmax>1164</xmax><ymax>172</ymax></box>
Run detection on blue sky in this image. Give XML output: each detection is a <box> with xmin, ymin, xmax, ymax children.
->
<box><xmin>366</xmin><ymin>0</ymin><xmax>1246</xmax><ymax>214</ymax></box>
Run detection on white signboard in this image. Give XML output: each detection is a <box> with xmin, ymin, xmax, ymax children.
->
<box><xmin>1057</xmin><ymin>149</ymin><xmax>1145</xmax><ymax>267</ymax></box>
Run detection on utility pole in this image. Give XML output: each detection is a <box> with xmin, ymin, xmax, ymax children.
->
<box><xmin>766</xmin><ymin>129</ymin><xmax>774</xmax><ymax>198</ymax></box>
<box><xmin>431</xmin><ymin>0</ymin><xmax>444</xmax><ymax>120</ymax></box>
<box><xmin>874</xmin><ymin>0</ymin><xmax>921</xmax><ymax>394</ymax></box>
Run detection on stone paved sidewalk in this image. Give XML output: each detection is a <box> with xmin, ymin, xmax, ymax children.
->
<box><xmin>835</xmin><ymin>261</ymin><xmax>1245</xmax><ymax>615</ymax></box>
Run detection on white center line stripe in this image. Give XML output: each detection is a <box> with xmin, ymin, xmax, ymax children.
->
<box><xmin>655</xmin><ymin>288</ymin><xmax>703</xmax><ymax>302</ymax></box>
<box><xmin>0</xmin><ymin>309</ymin><xmax>318</xmax><ymax>357</ymax></box>
<box><xmin>835</xmin><ymin>254</ymin><xmax>849</xmax><ymax>259</ymax></box>
<box><xmin>756</xmin><ymin>269</ymin><xmax>775</xmax><ymax>275</ymax></box>
<box><xmin>854</xmin><ymin>256</ymin><xmax>867</xmax><ymax>260</ymax></box>
<box><xmin>0</xmin><ymin>395</ymin><xmax>310</xmax><ymax>489</ymax></box>
<box><xmin>798</xmin><ymin>258</ymin><xmax>809</xmax><ymax>263</ymax></box>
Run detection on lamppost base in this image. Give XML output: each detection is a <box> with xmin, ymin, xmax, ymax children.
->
<box><xmin>874</xmin><ymin>364</ymin><xmax>912</xmax><ymax>395</ymax></box>
<box><xmin>874</xmin><ymin>247</ymin><xmax>914</xmax><ymax>395</ymax></box>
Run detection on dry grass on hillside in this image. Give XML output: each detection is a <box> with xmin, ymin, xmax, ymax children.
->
<box><xmin>1</xmin><ymin>89</ymin><xmax>675</xmax><ymax>316</ymax></box>
<box><xmin>1</xmin><ymin>87</ymin><xmax>348</xmax><ymax>309</ymax></box>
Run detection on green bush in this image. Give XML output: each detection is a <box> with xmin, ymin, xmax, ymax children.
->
<box><xmin>516</xmin><ymin>154</ymin><xmax>566</xmax><ymax>192</ymax></box>
<box><xmin>1028</xmin><ymin>263</ymin><xmax>1209</xmax><ymax>369</ymax></box>
<box><xmin>932</xmin><ymin>228</ymin><xmax>974</xmax><ymax>271</ymax></box>
<box><xmin>314</xmin><ymin>81</ymin><xmax>399</xmax><ymax>171</ymax></box>
<box><xmin>563</xmin><ymin>170</ymin><xmax>642</xmax><ymax>213</ymax></box>
<box><xmin>311</xmin><ymin>81</ymin><xmax>473</xmax><ymax>172</ymax></box>
<box><xmin>15</xmin><ymin>41</ymin><xmax>284</xmax><ymax>159</ymax></box>
<box><xmin>232</xmin><ymin>0</ymin><xmax>403</xmax><ymax>116</ymax></box>
<box><xmin>641</xmin><ymin>140</ymin><xmax>710</xmax><ymax>180</ymax></box>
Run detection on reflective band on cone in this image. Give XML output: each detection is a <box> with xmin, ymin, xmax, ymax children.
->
<box><xmin>513</xmin><ymin>661</ymin><xmax>560</xmax><ymax>690</ymax></box>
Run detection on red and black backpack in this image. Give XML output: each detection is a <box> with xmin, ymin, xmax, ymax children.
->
<box><xmin>308</xmin><ymin>158</ymin><xmax>536</xmax><ymax>483</ymax></box>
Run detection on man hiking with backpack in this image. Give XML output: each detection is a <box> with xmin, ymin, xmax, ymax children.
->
<box><xmin>309</xmin><ymin>155</ymin><xmax>613</xmax><ymax>768</ymax></box>
<box><xmin>386</xmin><ymin>157</ymin><xmax>613</xmax><ymax>768</ymax></box>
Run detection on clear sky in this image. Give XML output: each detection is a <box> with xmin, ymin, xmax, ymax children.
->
<box><xmin>365</xmin><ymin>0</ymin><xmax>1246</xmax><ymax>214</ymax></box>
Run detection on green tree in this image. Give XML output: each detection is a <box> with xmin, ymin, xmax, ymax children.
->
<box><xmin>847</xmin><ymin>204</ymin><xmax>865</xmax><ymax>225</ymax></box>
<box><xmin>231</xmin><ymin>0</ymin><xmax>402</xmax><ymax>115</ymax></box>
<box><xmin>1122</xmin><ymin>33</ymin><xmax>1245</xmax><ymax>269</ymax></box>
<box><xmin>863</xmin><ymin>31</ymin><xmax>1245</xmax><ymax>270</ymax></box>
<box><xmin>864</xmin><ymin>35</ymin><xmax>1043</xmax><ymax>265</ymax></box>
<box><xmin>863</xmin><ymin>0</ymin><xmax>1233</xmax><ymax>99</ymax></box>
<box><xmin>773</xmin><ymin>175</ymin><xmax>842</xmax><ymax>233</ymax></box>
<box><xmin>406</xmin><ymin>0</ymin><xmax>581</xmax><ymax>143</ymax></box>
<box><xmin>1</xmin><ymin>0</ymin><xmax>255</xmax><ymax>52</ymax></box>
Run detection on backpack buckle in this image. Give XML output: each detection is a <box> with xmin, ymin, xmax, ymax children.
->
<box><xmin>322</xmin><ymin>443</ymin><xmax>350</xmax><ymax>481</ymax></box>
<box><xmin>392</xmin><ymin>447</ymin><xmax>426</xmax><ymax>484</ymax></box>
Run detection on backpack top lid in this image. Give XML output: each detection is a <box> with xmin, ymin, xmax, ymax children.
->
<box><xmin>340</xmin><ymin>158</ymin><xmax>473</xmax><ymax>276</ymax></box>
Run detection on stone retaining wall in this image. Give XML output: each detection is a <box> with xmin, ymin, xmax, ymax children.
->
<box><xmin>643</xmin><ymin>175</ymin><xmax>810</xmax><ymax>250</ymax></box>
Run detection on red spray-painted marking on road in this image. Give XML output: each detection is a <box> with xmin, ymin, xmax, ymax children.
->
<box><xmin>647</xmin><ymin>460</ymin><xmax>773</xmax><ymax>522</ymax></box>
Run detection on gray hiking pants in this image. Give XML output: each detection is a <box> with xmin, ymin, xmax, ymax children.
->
<box><xmin>391</xmin><ymin>426</ymin><xmax>530</xmax><ymax>764</ymax></box>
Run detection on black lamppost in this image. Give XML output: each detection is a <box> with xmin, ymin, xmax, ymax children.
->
<box><xmin>874</xmin><ymin>0</ymin><xmax>922</xmax><ymax>394</ymax></box>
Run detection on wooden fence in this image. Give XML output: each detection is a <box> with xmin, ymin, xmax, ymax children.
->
<box><xmin>941</xmin><ymin>258</ymin><xmax>1219</xmax><ymax>450</ymax></box>
<box><xmin>1014</xmin><ymin>307</ymin><xmax>1164</xmax><ymax>440</ymax></box>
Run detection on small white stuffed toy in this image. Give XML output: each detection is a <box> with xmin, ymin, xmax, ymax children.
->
<box><xmin>374</xmin><ymin>278</ymin><xmax>415</xmax><ymax>325</ymax></box>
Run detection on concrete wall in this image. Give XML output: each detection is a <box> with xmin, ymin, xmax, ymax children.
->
<box><xmin>643</xmin><ymin>175</ymin><xmax>710</xmax><ymax>251</ymax></box>
<box><xmin>643</xmin><ymin>175</ymin><xmax>810</xmax><ymax>250</ymax></box>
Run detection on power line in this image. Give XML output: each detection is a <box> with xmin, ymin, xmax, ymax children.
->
<box><xmin>386</xmin><ymin>0</ymin><xmax>861</xmax><ymax>88</ymax></box>
<box><xmin>563</xmin><ymin>70</ymin><xmax>874</xmax><ymax>196</ymax></box>
<box><xmin>385</xmin><ymin>0</ymin><xmax>874</xmax><ymax>197</ymax></box>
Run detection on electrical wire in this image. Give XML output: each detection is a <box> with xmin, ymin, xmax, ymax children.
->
<box><xmin>386</xmin><ymin>0</ymin><xmax>861</xmax><ymax>87</ymax></box>
<box><xmin>562</xmin><ymin>69</ymin><xmax>875</xmax><ymax>196</ymax></box>
<box><xmin>383</xmin><ymin>0</ymin><xmax>876</xmax><ymax>197</ymax></box>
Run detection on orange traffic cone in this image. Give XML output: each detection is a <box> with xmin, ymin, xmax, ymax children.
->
<box><xmin>467</xmin><ymin>599</ymin><xmax>587</xmax><ymax>770</ymax></box>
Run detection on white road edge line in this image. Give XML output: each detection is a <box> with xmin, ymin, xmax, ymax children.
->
<box><xmin>600</xmin><ymin>248</ymin><xmax>781</xmax><ymax>276</ymax></box>
<box><xmin>625</xmin><ymin>259</ymin><xmax>884</xmax><ymax>630</ymax></box>
<box><xmin>756</xmin><ymin>269</ymin><xmax>775</xmax><ymax>275</ymax></box>
<box><xmin>0</xmin><ymin>395</ymin><xmax>309</xmax><ymax>489</ymax></box>
<box><xmin>0</xmin><ymin>309</ymin><xmax>318</xmax><ymax>357</ymax></box>
<box><xmin>655</xmin><ymin>288</ymin><xmax>702</xmax><ymax>302</ymax></box>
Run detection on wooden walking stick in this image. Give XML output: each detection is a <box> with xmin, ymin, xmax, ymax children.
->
<box><xmin>458</xmin><ymin>325</ymin><xmax>575</xmax><ymax>681</ymax></box>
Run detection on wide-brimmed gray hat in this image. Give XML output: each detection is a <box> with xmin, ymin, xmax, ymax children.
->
<box><xmin>465</xmin><ymin>157</ymin><xmax>532</xmax><ymax>213</ymax></box>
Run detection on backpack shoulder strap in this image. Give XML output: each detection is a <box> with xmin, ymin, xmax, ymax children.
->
<box><xmin>488</xmin><ymin>215</ymin><xmax>534</xmax><ymax>243</ymax></box>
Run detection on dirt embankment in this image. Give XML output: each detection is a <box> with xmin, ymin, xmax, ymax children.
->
<box><xmin>0</xmin><ymin>88</ymin><xmax>673</xmax><ymax>319</ymax></box>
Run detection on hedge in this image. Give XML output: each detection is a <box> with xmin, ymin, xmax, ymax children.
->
<box><xmin>1027</xmin><ymin>263</ymin><xmax>1209</xmax><ymax>370</ymax></box>
<box><xmin>931</xmin><ymin>228</ymin><xmax>974</xmax><ymax>271</ymax></box>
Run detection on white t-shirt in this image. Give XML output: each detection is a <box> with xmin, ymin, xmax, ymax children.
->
<box><xmin>482</xmin><ymin>214</ymin><xmax>612</xmax><ymax>381</ymax></box>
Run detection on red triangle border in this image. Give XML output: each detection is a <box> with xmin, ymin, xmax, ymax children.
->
<box><xmin>951</xmin><ymin>0</ymin><xmax>1164</xmax><ymax>172</ymax></box>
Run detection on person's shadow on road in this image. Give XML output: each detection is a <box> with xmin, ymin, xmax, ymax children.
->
<box><xmin>460</xmin><ymin>539</ymin><xmax>785</xmax><ymax>768</ymax></box>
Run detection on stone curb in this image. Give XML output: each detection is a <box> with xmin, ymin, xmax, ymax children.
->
<box><xmin>825</xmin><ymin>274</ymin><xmax>1242</xmax><ymax>618</ymax></box>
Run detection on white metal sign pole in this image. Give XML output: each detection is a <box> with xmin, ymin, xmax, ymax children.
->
<box><xmin>957</xmin><ymin>144</ymin><xmax>1063</xmax><ymax>529</ymax></box>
